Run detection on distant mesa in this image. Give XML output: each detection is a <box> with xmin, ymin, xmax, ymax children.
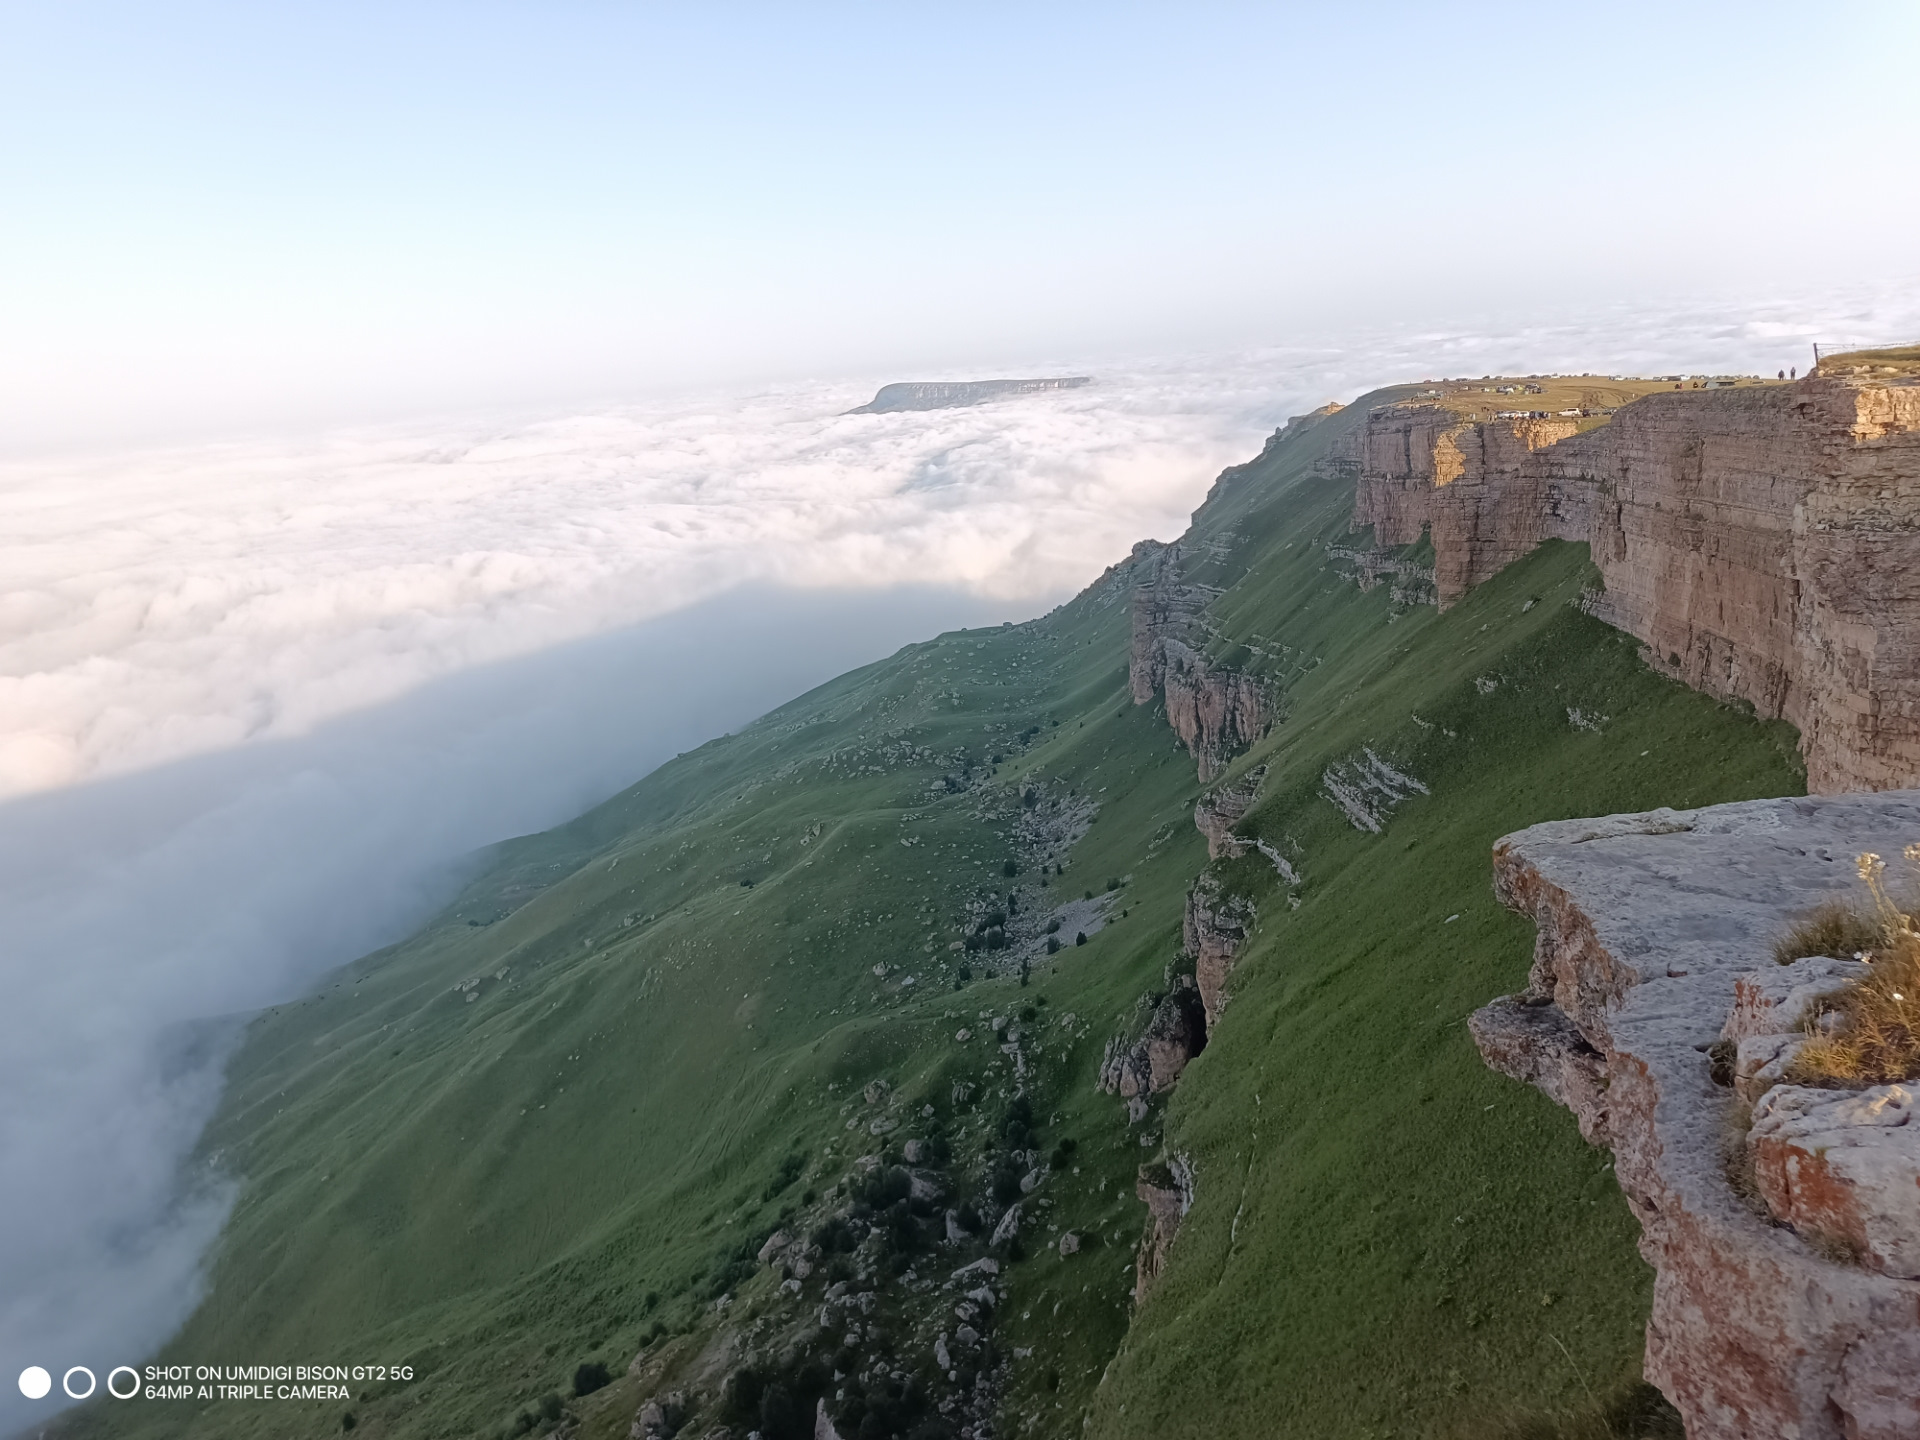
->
<box><xmin>846</xmin><ymin>377</ymin><xmax>1093</xmax><ymax>414</ymax></box>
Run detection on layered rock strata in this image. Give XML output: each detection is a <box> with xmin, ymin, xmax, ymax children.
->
<box><xmin>1472</xmin><ymin>791</ymin><xmax>1920</xmax><ymax>1440</ymax></box>
<box><xmin>1129</xmin><ymin>542</ymin><xmax>1269</xmax><ymax>781</ymax></box>
<box><xmin>1351</xmin><ymin>372</ymin><xmax>1920</xmax><ymax>792</ymax></box>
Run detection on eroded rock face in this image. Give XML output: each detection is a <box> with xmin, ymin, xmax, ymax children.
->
<box><xmin>1134</xmin><ymin>1157</ymin><xmax>1193</xmax><ymax>1301</ymax></box>
<box><xmin>1193</xmin><ymin>767</ymin><xmax>1267</xmax><ymax>859</ymax></box>
<box><xmin>1352</xmin><ymin>374</ymin><xmax>1920</xmax><ymax>792</ymax></box>
<box><xmin>1098</xmin><ymin>980</ymin><xmax>1208</xmax><ymax>1105</ymax></box>
<box><xmin>1473</xmin><ymin>791</ymin><xmax>1920</xmax><ymax>1440</ymax></box>
<box><xmin>1130</xmin><ymin>543</ymin><xmax>1269</xmax><ymax>781</ymax></box>
<box><xmin>1183</xmin><ymin>869</ymin><xmax>1253</xmax><ymax>1028</ymax></box>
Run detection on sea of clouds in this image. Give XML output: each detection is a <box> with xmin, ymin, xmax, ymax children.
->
<box><xmin>3</xmin><ymin>290</ymin><xmax>1915</xmax><ymax>1431</ymax></box>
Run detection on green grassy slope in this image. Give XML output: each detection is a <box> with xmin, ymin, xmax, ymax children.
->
<box><xmin>67</xmin><ymin>393</ymin><xmax>1802</xmax><ymax>1440</ymax></box>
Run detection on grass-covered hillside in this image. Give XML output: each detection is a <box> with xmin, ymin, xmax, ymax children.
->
<box><xmin>65</xmin><ymin>390</ymin><xmax>1803</xmax><ymax>1440</ymax></box>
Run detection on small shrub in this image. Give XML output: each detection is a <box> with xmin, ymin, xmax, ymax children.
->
<box><xmin>572</xmin><ymin>1361</ymin><xmax>611</xmax><ymax>1397</ymax></box>
<box><xmin>1075</xmin><ymin>932</ymin><xmax>1087</xmax><ymax>946</ymax></box>
<box><xmin>538</xmin><ymin>1393</ymin><xmax>564</xmax><ymax>1423</ymax></box>
<box><xmin>1046</xmin><ymin>937</ymin><xmax>1060</xmax><ymax>955</ymax></box>
<box><xmin>1106</xmin><ymin>877</ymin><xmax>1121</xmax><ymax>892</ymax></box>
<box><xmin>1002</xmin><ymin>859</ymin><xmax>1018</xmax><ymax>876</ymax></box>
<box><xmin>340</xmin><ymin>1416</ymin><xmax>356</xmax><ymax>1433</ymax></box>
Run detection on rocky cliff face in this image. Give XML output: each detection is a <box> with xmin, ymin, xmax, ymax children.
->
<box><xmin>1471</xmin><ymin>792</ymin><xmax>1920</xmax><ymax>1440</ymax></box>
<box><xmin>1129</xmin><ymin>542</ymin><xmax>1270</xmax><ymax>781</ymax></box>
<box><xmin>1182</xmin><ymin>867</ymin><xmax>1253</xmax><ymax>1030</ymax></box>
<box><xmin>1098</xmin><ymin>979</ymin><xmax>1208</xmax><ymax>1115</ymax></box>
<box><xmin>1352</xmin><ymin>372</ymin><xmax>1920</xmax><ymax>792</ymax></box>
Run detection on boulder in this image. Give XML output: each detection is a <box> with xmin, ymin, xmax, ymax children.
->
<box><xmin>1749</xmin><ymin>1083</ymin><xmax>1920</xmax><ymax>1278</ymax></box>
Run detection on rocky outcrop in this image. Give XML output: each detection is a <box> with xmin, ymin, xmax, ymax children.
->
<box><xmin>1134</xmin><ymin>1156</ymin><xmax>1193</xmax><ymax>1300</ymax></box>
<box><xmin>1183</xmin><ymin>869</ymin><xmax>1254</xmax><ymax>1028</ymax></box>
<box><xmin>846</xmin><ymin>377</ymin><xmax>1091</xmax><ymax>414</ymax></box>
<box><xmin>1324</xmin><ymin>542</ymin><xmax>1438</xmax><ymax>606</ymax></box>
<box><xmin>1749</xmin><ymin>1082</ymin><xmax>1920</xmax><ymax>1279</ymax></box>
<box><xmin>1098</xmin><ymin>979</ymin><xmax>1208</xmax><ymax>1107</ymax></box>
<box><xmin>1192</xmin><ymin>767</ymin><xmax>1267</xmax><ymax>858</ymax></box>
<box><xmin>1350</xmin><ymin>371</ymin><xmax>1920</xmax><ymax>792</ymax></box>
<box><xmin>1472</xmin><ymin>791</ymin><xmax>1920</xmax><ymax>1440</ymax></box>
<box><xmin>1130</xmin><ymin>543</ymin><xmax>1270</xmax><ymax>781</ymax></box>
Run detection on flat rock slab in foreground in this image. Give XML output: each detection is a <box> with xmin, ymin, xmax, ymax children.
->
<box><xmin>1472</xmin><ymin>792</ymin><xmax>1920</xmax><ymax>1440</ymax></box>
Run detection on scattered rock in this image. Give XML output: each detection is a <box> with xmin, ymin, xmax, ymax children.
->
<box><xmin>1057</xmin><ymin>1231</ymin><xmax>1080</xmax><ymax>1257</ymax></box>
<box><xmin>990</xmin><ymin>1204</ymin><xmax>1021</xmax><ymax>1246</ymax></box>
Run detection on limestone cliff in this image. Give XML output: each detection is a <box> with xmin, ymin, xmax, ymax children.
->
<box><xmin>1128</xmin><ymin>542</ymin><xmax>1270</xmax><ymax>781</ymax></box>
<box><xmin>1472</xmin><ymin>794</ymin><xmax>1920</xmax><ymax>1440</ymax></box>
<box><xmin>1351</xmin><ymin>370</ymin><xmax>1920</xmax><ymax>792</ymax></box>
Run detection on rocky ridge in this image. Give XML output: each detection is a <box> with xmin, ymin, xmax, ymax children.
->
<box><xmin>1471</xmin><ymin>793</ymin><xmax>1920</xmax><ymax>1440</ymax></box>
<box><xmin>1350</xmin><ymin>370</ymin><xmax>1920</xmax><ymax>793</ymax></box>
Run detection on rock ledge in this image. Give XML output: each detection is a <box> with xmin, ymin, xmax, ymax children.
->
<box><xmin>1473</xmin><ymin>791</ymin><xmax>1920</xmax><ymax>1440</ymax></box>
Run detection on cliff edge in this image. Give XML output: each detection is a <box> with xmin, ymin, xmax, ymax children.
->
<box><xmin>1350</xmin><ymin>366</ymin><xmax>1920</xmax><ymax>792</ymax></box>
<box><xmin>1474</xmin><ymin>793</ymin><xmax>1920</xmax><ymax>1440</ymax></box>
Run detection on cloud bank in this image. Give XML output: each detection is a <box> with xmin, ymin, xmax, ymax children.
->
<box><xmin>2</xmin><ymin>288</ymin><xmax>1916</xmax><ymax>1432</ymax></box>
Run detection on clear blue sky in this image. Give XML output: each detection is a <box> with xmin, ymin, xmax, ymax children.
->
<box><xmin>3</xmin><ymin>1</ymin><xmax>1916</xmax><ymax>445</ymax></box>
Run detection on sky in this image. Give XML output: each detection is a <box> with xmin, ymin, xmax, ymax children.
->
<box><xmin>3</xmin><ymin>1</ymin><xmax>1920</xmax><ymax>1429</ymax></box>
<box><xmin>2</xmin><ymin>1</ymin><xmax>1917</xmax><ymax>451</ymax></box>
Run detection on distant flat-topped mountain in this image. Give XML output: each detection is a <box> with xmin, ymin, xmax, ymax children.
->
<box><xmin>846</xmin><ymin>376</ymin><xmax>1092</xmax><ymax>413</ymax></box>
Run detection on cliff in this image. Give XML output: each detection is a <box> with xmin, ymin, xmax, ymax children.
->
<box><xmin>846</xmin><ymin>377</ymin><xmax>1092</xmax><ymax>414</ymax></box>
<box><xmin>1472</xmin><ymin>794</ymin><xmax>1920</xmax><ymax>1440</ymax></box>
<box><xmin>1127</xmin><ymin>541</ymin><xmax>1270</xmax><ymax>780</ymax></box>
<box><xmin>1351</xmin><ymin>369</ymin><xmax>1920</xmax><ymax>793</ymax></box>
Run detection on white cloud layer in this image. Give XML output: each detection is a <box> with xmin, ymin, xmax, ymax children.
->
<box><xmin>2</xmin><ymin>288</ymin><xmax>1917</xmax><ymax>1431</ymax></box>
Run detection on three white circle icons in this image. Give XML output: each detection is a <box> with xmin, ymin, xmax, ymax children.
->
<box><xmin>18</xmin><ymin>1365</ymin><xmax>136</xmax><ymax>1400</ymax></box>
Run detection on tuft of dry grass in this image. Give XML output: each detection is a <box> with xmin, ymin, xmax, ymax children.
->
<box><xmin>1783</xmin><ymin>848</ymin><xmax>1920</xmax><ymax>1088</ymax></box>
<box><xmin>1771</xmin><ymin>898</ymin><xmax>1882</xmax><ymax>965</ymax></box>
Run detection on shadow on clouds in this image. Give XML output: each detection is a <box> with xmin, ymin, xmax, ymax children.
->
<box><xmin>0</xmin><ymin>581</ymin><xmax>1008</xmax><ymax>1430</ymax></box>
